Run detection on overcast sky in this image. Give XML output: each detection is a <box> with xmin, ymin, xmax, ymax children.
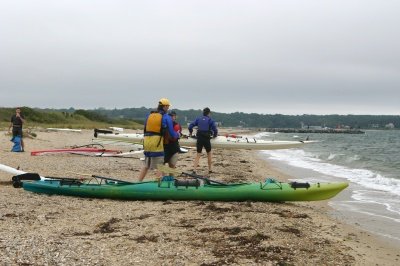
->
<box><xmin>1</xmin><ymin>0</ymin><xmax>399</xmax><ymax>115</ymax></box>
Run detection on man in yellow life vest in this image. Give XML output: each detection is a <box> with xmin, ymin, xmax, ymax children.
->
<box><xmin>137</xmin><ymin>98</ymin><xmax>179</xmax><ymax>181</ymax></box>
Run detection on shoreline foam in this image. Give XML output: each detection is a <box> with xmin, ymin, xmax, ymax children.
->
<box><xmin>259</xmin><ymin>148</ymin><xmax>400</xmax><ymax>246</ymax></box>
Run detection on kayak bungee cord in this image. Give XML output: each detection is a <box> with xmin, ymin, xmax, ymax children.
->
<box><xmin>157</xmin><ymin>164</ymin><xmax>230</xmax><ymax>186</ymax></box>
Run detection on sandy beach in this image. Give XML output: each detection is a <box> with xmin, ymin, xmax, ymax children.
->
<box><xmin>1</xmin><ymin>129</ymin><xmax>399</xmax><ymax>265</ymax></box>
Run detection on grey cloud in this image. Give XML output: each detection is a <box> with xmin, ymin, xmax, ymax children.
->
<box><xmin>0</xmin><ymin>1</ymin><xmax>399</xmax><ymax>115</ymax></box>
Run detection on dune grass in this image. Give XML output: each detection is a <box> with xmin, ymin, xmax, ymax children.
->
<box><xmin>0</xmin><ymin>107</ymin><xmax>143</xmax><ymax>132</ymax></box>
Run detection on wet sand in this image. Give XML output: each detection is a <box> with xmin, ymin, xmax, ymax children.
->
<box><xmin>0</xmin><ymin>129</ymin><xmax>399</xmax><ymax>265</ymax></box>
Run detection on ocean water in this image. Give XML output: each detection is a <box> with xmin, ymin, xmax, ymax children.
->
<box><xmin>256</xmin><ymin>130</ymin><xmax>400</xmax><ymax>243</ymax></box>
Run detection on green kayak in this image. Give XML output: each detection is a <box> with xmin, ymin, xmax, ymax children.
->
<box><xmin>12</xmin><ymin>173</ymin><xmax>348</xmax><ymax>202</ymax></box>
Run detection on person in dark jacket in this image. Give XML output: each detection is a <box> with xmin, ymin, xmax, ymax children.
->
<box><xmin>164</xmin><ymin>110</ymin><xmax>182</xmax><ymax>168</ymax></box>
<box><xmin>8</xmin><ymin>107</ymin><xmax>26</xmax><ymax>151</ymax></box>
<box><xmin>188</xmin><ymin>107</ymin><xmax>218</xmax><ymax>174</ymax></box>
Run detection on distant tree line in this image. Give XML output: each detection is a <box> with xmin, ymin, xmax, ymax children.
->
<box><xmin>90</xmin><ymin>108</ymin><xmax>399</xmax><ymax>129</ymax></box>
<box><xmin>1</xmin><ymin>107</ymin><xmax>398</xmax><ymax>129</ymax></box>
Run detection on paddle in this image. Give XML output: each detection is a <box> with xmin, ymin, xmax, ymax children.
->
<box><xmin>157</xmin><ymin>164</ymin><xmax>228</xmax><ymax>186</ymax></box>
<box><xmin>53</xmin><ymin>172</ymin><xmax>135</xmax><ymax>184</ymax></box>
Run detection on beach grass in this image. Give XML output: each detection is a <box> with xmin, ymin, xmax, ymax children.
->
<box><xmin>0</xmin><ymin>106</ymin><xmax>143</xmax><ymax>131</ymax></box>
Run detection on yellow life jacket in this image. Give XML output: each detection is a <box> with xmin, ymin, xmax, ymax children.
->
<box><xmin>143</xmin><ymin>112</ymin><xmax>164</xmax><ymax>154</ymax></box>
<box><xmin>145</xmin><ymin>112</ymin><xmax>163</xmax><ymax>135</ymax></box>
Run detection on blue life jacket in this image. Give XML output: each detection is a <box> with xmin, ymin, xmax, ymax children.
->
<box><xmin>197</xmin><ymin>116</ymin><xmax>211</xmax><ymax>132</ymax></box>
<box><xmin>11</xmin><ymin>136</ymin><xmax>22</xmax><ymax>152</ymax></box>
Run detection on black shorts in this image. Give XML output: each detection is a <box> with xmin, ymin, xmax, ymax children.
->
<box><xmin>196</xmin><ymin>135</ymin><xmax>211</xmax><ymax>153</ymax></box>
<box><xmin>164</xmin><ymin>142</ymin><xmax>180</xmax><ymax>164</ymax></box>
<box><xmin>12</xmin><ymin>127</ymin><xmax>23</xmax><ymax>137</ymax></box>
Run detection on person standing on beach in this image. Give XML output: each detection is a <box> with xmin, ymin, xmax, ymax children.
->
<box><xmin>137</xmin><ymin>98</ymin><xmax>179</xmax><ymax>182</ymax></box>
<box><xmin>164</xmin><ymin>111</ymin><xmax>182</xmax><ymax>169</ymax></box>
<box><xmin>188</xmin><ymin>107</ymin><xmax>218</xmax><ymax>174</ymax></box>
<box><xmin>8</xmin><ymin>107</ymin><xmax>26</xmax><ymax>151</ymax></box>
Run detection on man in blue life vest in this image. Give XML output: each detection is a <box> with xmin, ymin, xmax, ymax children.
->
<box><xmin>8</xmin><ymin>107</ymin><xmax>26</xmax><ymax>152</ymax></box>
<box><xmin>137</xmin><ymin>98</ymin><xmax>179</xmax><ymax>181</ymax></box>
<box><xmin>188</xmin><ymin>107</ymin><xmax>218</xmax><ymax>174</ymax></box>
